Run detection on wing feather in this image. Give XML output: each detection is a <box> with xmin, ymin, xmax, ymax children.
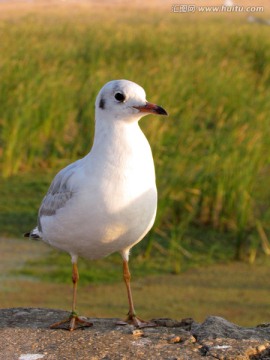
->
<box><xmin>37</xmin><ymin>161</ymin><xmax>81</xmax><ymax>231</ymax></box>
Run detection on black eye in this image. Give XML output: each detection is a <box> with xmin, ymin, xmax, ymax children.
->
<box><xmin>114</xmin><ymin>92</ymin><xmax>126</xmax><ymax>102</ymax></box>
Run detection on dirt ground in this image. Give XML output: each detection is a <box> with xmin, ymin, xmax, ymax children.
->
<box><xmin>1</xmin><ymin>237</ymin><xmax>270</xmax><ymax>327</ymax></box>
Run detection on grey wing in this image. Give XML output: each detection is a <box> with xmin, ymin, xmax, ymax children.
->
<box><xmin>37</xmin><ymin>161</ymin><xmax>80</xmax><ymax>231</ymax></box>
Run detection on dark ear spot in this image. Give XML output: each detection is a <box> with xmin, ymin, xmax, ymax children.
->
<box><xmin>99</xmin><ymin>98</ymin><xmax>105</xmax><ymax>109</ymax></box>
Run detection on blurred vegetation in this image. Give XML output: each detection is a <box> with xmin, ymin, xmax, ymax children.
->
<box><xmin>1</xmin><ymin>8</ymin><xmax>270</xmax><ymax>279</ymax></box>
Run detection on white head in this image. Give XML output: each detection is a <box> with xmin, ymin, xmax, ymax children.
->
<box><xmin>95</xmin><ymin>79</ymin><xmax>167</xmax><ymax>123</ymax></box>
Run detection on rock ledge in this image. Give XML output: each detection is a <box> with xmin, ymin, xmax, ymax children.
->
<box><xmin>0</xmin><ymin>308</ymin><xmax>270</xmax><ymax>360</ymax></box>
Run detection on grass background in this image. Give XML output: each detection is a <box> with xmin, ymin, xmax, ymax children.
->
<box><xmin>0</xmin><ymin>1</ymin><xmax>270</xmax><ymax>325</ymax></box>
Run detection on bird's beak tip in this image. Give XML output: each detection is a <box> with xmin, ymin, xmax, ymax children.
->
<box><xmin>133</xmin><ymin>102</ymin><xmax>168</xmax><ymax>116</ymax></box>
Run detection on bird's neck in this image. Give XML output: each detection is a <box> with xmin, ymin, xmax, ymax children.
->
<box><xmin>84</xmin><ymin>118</ymin><xmax>155</xmax><ymax>187</ymax></box>
<box><xmin>85</xmin><ymin>118</ymin><xmax>153</xmax><ymax>175</ymax></box>
<box><xmin>92</xmin><ymin>118</ymin><xmax>145</xmax><ymax>153</ymax></box>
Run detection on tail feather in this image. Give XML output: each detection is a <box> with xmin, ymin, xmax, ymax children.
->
<box><xmin>24</xmin><ymin>227</ymin><xmax>41</xmax><ymax>240</ymax></box>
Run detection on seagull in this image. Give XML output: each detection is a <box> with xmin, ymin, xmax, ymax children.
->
<box><xmin>25</xmin><ymin>79</ymin><xmax>168</xmax><ymax>331</ymax></box>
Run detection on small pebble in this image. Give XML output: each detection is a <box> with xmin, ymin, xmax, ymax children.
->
<box><xmin>168</xmin><ymin>336</ymin><xmax>181</xmax><ymax>344</ymax></box>
<box><xmin>19</xmin><ymin>355</ymin><xmax>45</xmax><ymax>360</ymax></box>
<box><xmin>187</xmin><ymin>335</ymin><xmax>197</xmax><ymax>344</ymax></box>
<box><xmin>257</xmin><ymin>344</ymin><xmax>266</xmax><ymax>352</ymax></box>
<box><xmin>211</xmin><ymin>345</ymin><xmax>231</xmax><ymax>350</ymax></box>
<box><xmin>132</xmin><ymin>329</ymin><xmax>144</xmax><ymax>337</ymax></box>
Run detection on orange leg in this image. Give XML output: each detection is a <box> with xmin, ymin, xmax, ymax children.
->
<box><xmin>118</xmin><ymin>260</ymin><xmax>156</xmax><ymax>328</ymax></box>
<box><xmin>50</xmin><ymin>262</ymin><xmax>93</xmax><ymax>331</ymax></box>
<box><xmin>123</xmin><ymin>259</ymin><xmax>136</xmax><ymax>320</ymax></box>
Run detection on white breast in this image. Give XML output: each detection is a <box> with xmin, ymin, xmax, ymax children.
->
<box><xmin>40</xmin><ymin>122</ymin><xmax>157</xmax><ymax>260</ymax></box>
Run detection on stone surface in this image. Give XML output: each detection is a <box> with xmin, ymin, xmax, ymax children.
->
<box><xmin>0</xmin><ymin>308</ymin><xmax>270</xmax><ymax>360</ymax></box>
<box><xmin>193</xmin><ymin>316</ymin><xmax>270</xmax><ymax>341</ymax></box>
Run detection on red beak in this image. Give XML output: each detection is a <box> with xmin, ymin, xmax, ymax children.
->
<box><xmin>133</xmin><ymin>102</ymin><xmax>168</xmax><ymax>116</ymax></box>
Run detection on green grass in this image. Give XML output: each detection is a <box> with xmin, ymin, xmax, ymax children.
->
<box><xmin>0</xmin><ymin>173</ymin><xmax>259</xmax><ymax>283</ymax></box>
<box><xmin>1</xmin><ymin>7</ymin><xmax>270</xmax><ymax>279</ymax></box>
